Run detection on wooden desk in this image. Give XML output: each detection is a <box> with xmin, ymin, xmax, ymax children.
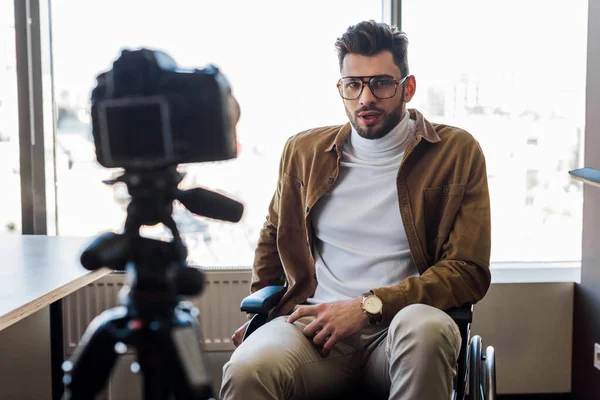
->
<box><xmin>0</xmin><ymin>235</ymin><xmax>112</xmax><ymax>331</ymax></box>
<box><xmin>0</xmin><ymin>235</ymin><xmax>112</xmax><ymax>399</ymax></box>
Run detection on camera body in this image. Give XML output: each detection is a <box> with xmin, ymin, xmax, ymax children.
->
<box><xmin>90</xmin><ymin>48</ymin><xmax>239</xmax><ymax>169</ymax></box>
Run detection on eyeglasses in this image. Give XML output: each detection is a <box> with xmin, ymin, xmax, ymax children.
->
<box><xmin>336</xmin><ymin>75</ymin><xmax>410</xmax><ymax>100</ymax></box>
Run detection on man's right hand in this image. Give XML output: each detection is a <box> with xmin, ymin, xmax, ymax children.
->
<box><xmin>232</xmin><ymin>321</ymin><xmax>251</xmax><ymax>347</ymax></box>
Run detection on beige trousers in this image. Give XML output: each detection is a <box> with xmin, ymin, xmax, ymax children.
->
<box><xmin>220</xmin><ymin>304</ymin><xmax>462</xmax><ymax>400</ymax></box>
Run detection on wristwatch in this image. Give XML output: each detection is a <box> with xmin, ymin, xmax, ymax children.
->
<box><xmin>361</xmin><ymin>292</ymin><xmax>383</xmax><ymax>325</ymax></box>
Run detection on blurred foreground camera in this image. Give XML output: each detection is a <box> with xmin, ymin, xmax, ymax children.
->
<box><xmin>91</xmin><ymin>48</ymin><xmax>240</xmax><ymax>169</ymax></box>
<box><xmin>62</xmin><ymin>49</ymin><xmax>242</xmax><ymax>400</ymax></box>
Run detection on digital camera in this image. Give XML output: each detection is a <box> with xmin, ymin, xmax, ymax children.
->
<box><xmin>90</xmin><ymin>48</ymin><xmax>239</xmax><ymax>169</ymax></box>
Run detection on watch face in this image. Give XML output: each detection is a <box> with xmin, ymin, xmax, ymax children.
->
<box><xmin>364</xmin><ymin>295</ymin><xmax>383</xmax><ymax>314</ymax></box>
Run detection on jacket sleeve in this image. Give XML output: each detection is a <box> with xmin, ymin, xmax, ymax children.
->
<box><xmin>372</xmin><ymin>140</ymin><xmax>492</xmax><ymax>325</ymax></box>
<box><xmin>250</xmin><ymin>138</ymin><xmax>294</xmax><ymax>295</ymax></box>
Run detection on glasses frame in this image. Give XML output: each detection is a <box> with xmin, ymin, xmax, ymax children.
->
<box><xmin>336</xmin><ymin>74</ymin><xmax>411</xmax><ymax>100</ymax></box>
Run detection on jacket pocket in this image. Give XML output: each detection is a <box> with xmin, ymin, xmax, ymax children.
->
<box><xmin>279</xmin><ymin>173</ymin><xmax>307</xmax><ymax>230</ymax></box>
<box><xmin>423</xmin><ymin>184</ymin><xmax>465</xmax><ymax>240</ymax></box>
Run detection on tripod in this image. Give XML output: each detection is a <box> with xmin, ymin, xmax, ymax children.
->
<box><xmin>62</xmin><ymin>167</ymin><xmax>242</xmax><ymax>400</ymax></box>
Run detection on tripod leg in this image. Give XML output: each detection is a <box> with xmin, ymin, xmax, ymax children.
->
<box><xmin>171</xmin><ymin>307</ymin><xmax>215</xmax><ymax>400</ymax></box>
<box><xmin>135</xmin><ymin>307</ymin><xmax>215</xmax><ymax>400</ymax></box>
<box><xmin>62</xmin><ymin>308</ymin><xmax>125</xmax><ymax>400</ymax></box>
<box><xmin>135</xmin><ymin>339</ymin><xmax>172</xmax><ymax>400</ymax></box>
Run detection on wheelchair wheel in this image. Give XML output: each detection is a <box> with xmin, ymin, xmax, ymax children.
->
<box><xmin>484</xmin><ymin>346</ymin><xmax>496</xmax><ymax>400</ymax></box>
<box><xmin>469</xmin><ymin>335</ymin><xmax>483</xmax><ymax>400</ymax></box>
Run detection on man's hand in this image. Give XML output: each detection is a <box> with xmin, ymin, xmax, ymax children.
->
<box><xmin>287</xmin><ymin>297</ymin><xmax>369</xmax><ymax>357</ymax></box>
<box><xmin>231</xmin><ymin>321</ymin><xmax>251</xmax><ymax>348</ymax></box>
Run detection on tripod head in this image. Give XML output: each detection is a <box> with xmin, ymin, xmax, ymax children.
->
<box><xmin>80</xmin><ymin>167</ymin><xmax>243</xmax><ymax>309</ymax></box>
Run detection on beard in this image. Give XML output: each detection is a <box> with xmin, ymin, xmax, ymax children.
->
<box><xmin>346</xmin><ymin>101</ymin><xmax>405</xmax><ymax>140</ymax></box>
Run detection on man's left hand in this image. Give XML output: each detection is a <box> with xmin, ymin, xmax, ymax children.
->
<box><xmin>287</xmin><ymin>297</ymin><xmax>369</xmax><ymax>357</ymax></box>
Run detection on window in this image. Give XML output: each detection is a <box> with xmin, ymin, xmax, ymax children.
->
<box><xmin>0</xmin><ymin>2</ymin><xmax>21</xmax><ymax>235</ymax></box>
<box><xmin>403</xmin><ymin>0</ymin><xmax>586</xmax><ymax>262</ymax></box>
<box><xmin>49</xmin><ymin>1</ymin><xmax>384</xmax><ymax>265</ymax></box>
<box><xmin>44</xmin><ymin>1</ymin><xmax>588</xmax><ymax>267</ymax></box>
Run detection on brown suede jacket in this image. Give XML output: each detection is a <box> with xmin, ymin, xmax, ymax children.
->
<box><xmin>251</xmin><ymin>108</ymin><xmax>491</xmax><ymax>325</ymax></box>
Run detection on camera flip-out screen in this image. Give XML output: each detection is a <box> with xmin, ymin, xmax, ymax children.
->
<box><xmin>97</xmin><ymin>96</ymin><xmax>174</xmax><ymax>168</ymax></box>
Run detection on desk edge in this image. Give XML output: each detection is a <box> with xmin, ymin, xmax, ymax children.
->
<box><xmin>0</xmin><ymin>267</ymin><xmax>113</xmax><ymax>331</ymax></box>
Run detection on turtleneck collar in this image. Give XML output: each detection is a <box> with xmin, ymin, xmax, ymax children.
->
<box><xmin>349</xmin><ymin>110</ymin><xmax>413</xmax><ymax>154</ymax></box>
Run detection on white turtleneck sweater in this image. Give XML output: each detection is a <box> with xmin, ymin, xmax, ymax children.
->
<box><xmin>307</xmin><ymin>112</ymin><xmax>420</xmax><ymax>304</ymax></box>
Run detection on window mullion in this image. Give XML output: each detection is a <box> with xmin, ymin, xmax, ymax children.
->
<box><xmin>14</xmin><ymin>0</ymin><xmax>48</xmax><ymax>235</ymax></box>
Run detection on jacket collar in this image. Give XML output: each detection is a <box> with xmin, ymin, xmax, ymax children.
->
<box><xmin>324</xmin><ymin>108</ymin><xmax>441</xmax><ymax>153</ymax></box>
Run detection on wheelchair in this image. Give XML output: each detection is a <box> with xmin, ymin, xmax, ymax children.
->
<box><xmin>240</xmin><ymin>286</ymin><xmax>496</xmax><ymax>400</ymax></box>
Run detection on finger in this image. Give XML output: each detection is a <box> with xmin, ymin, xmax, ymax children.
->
<box><xmin>312</xmin><ymin>328</ymin><xmax>331</xmax><ymax>346</ymax></box>
<box><xmin>232</xmin><ymin>334</ymin><xmax>239</xmax><ymax>347</ymax></box>
<box><xmin>321</xmin><ymin>333</ymin><xmax>339</xmax><ymax>358</ymax></box>
<box><xmin>287</xmin><ymin>305</ymin><xmax>316</xmax><ymax>324</ymax></box>
<box><xmin>233</xmin><ymin>329</ymin><xmax>244</xmax><ymax>346</ymax></box>
<box><xmin>302</xmin><ymin>320</ymin><xmax>323</xmax><ymax>338</ymax></box>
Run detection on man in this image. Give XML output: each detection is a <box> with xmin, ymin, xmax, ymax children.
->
<box><xmin>221</xmin><ymin>20</ymin><xmax>491</xmax><ymax>400</ymax></box>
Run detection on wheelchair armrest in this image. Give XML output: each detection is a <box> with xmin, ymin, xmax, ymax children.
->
<box><xmin>240</xmin><ymin>285</ymin><xmax>287</xmax><ymax>314</ymax></box>
<box><xmin>445</xmin><ymin>304</ymin><xmax>473</xmax><ymax>324</ymax></box>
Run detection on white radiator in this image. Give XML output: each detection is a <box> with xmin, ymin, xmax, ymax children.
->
<box><xmin>62</xmin><ymin>269</ymin><xmax>253</xmax><ymax>356</ymax></box>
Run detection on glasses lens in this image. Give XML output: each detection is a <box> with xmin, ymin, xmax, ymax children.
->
<box><xmin>370</xmin><ymin>77</ymin><xmax>397</xmax><ymax>99</ymax></box>
<box><xmin>339</xmin><ymin>78</ymin><xmax>363</xmax><ymax>99</ymax></box>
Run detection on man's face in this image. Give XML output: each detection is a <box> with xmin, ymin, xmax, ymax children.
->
<box><xmin>340</xmin><ymin>51</ymin><xmax>416</xmax><ymax>139</ymax></box>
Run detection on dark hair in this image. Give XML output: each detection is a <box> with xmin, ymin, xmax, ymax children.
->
<box><xmin>335</xmin><ymin>20</ymin><xmax>409</xmax><ymax>77</ymax></box>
